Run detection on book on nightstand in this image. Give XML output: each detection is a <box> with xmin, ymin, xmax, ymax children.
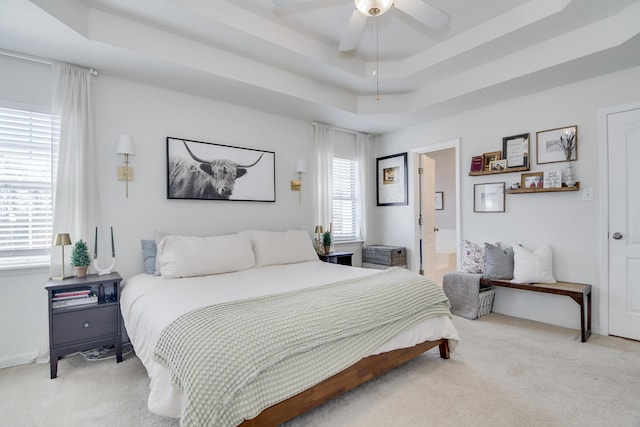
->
<box><xmin>52</xmin><ymin>295</ymin><xmax>98</xmax><ymax>308</ymax></box>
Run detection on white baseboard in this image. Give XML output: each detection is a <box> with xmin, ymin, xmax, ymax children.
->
<box><xmin>0</xmin><ymin>352</ymin><xmax>37</xmax><ymax>369</ymax></box>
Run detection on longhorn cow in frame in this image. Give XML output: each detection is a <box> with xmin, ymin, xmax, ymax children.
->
<box><xmin>166</xmin><ymin>137</ymin><xmax>275</xmax><ymax>202</ymax></box>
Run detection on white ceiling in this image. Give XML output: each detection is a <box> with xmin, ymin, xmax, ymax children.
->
<box><xmin>1</xmin><ymin>0</ymin><xmax>639</xmax><ymax>133</ymax></box>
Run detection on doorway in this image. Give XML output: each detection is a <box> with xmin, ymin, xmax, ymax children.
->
<box><xmin>412</xmin><ymin>139</ymin><xmax>461</xmax><ymax>285</ymax></box>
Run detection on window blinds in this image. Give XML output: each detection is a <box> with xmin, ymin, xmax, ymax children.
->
<box><xmin>0</xmin><ymin>105</ymin><xmax>59</xmax><ymax>265</ymax></box>
<box><xmin>332</xmin><ymin>157</ymin><xmax>359</xmax><ymax>241</ymax></box>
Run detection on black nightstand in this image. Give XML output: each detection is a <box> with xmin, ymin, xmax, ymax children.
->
<box><xmin>318</xmin><ymin>251</ymin><xmax>353</xmax><ymax>266</ymax></box>
<box><xmin>45</xmin><ymin>272</ymin><xmax>123</xmax><ymax>379</ymax></box>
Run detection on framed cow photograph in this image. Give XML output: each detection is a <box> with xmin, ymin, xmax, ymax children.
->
<box><xmin>166</xmin><ymin>137</ymin><xmax>276</xmax><ymax>202</ymax></box>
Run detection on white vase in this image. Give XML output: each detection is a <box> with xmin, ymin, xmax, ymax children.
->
<box><xmin>565</xmin><ymin>162</ymin><xmax>576</xmax><ymax>187</ymax></box>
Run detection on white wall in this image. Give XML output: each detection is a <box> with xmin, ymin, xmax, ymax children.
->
<box><xmin>93</xmin><ymin>75</ymin><xmax>315</xmax><ymax>280</ymax></box>
<box><xmin>0</xmin><ymin>58</ymin><xmax>316</xmax><ymax>367</ymax></box>
<box><xmin>370</xmin><ymin>65</ymin><xmax>640</xmax><ymax>334</ymax></box>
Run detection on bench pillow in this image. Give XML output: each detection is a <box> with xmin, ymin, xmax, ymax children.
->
<box><xmin>511</xmin><ymin>244</ymin><xmax>556</xmax><ymax>284</ymax></box>
<box><xmin>460</xmin><ymin>240</ymin><xmax>485</xmax><ymax>274</ymax></box>
<box><xmin>483</xmin><ymin>243</ymin><xmax>514</xmax><ymax>280</ymax></box>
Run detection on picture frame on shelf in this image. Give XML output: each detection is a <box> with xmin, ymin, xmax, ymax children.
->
<box><xmin>482</xmin><ymin>151</ymin><xmax>502</xmax><ymax>171</ymax></box>
<box><xmin>489</xmin><ymin>159</ymin><xmax>507</xmax><ymax>171</ymax></box>
<box><xmin>502</xmin><ymin>133</ymin><xmax>530</xmax><ymax>168</ymax></box>
<box><xmin>470</xmin><ymin>155</ymin><xmax>484</xmax><ymax>172</ymax></box>
<box><xmin>543</xmin><ymin>169</ymin><xmax>562</xmax><ymax>188</ymax></box>
<box><xmin>521</xmin><ymin>172</ymin><xmax>544</xmax><ymax>189</ymax></box>
<box><xmin>435</xmin><ymin>191</ymin><xmax>444</xmax><ymax>210</ymax></box>
<box><xmin>536</xmin><ymin>125</ymin><xmax>578</xmax><ymax>164</ymax></box>
<box><xmin>474</xmin><ymin>182</ymin><xmax>505</xmax><ymax>213</ymax></box>
<box><xmin>376</xmin><ymin>152</ymin><xmax>408</xmax><ymax>206</ymax></box>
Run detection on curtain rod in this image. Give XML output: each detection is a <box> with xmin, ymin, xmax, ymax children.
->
<box><xmin>0</xmin><ymin>49</ymin><xmax>52</xmax><ymax>65</ymax></box>
<box><xmin>0</xmin><ymin>49</ymin><xmax>98</xmax><ymax>75</ymax></box>
<box><xmin>311</xmin><ymin>121</ymin><xmax>370</xmax><ymax>136</ymax></box>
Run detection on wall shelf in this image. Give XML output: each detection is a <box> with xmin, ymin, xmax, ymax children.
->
<box><xmin>469</xmin><ymin>165</ymin><xmax>529</xmax><ymax>176</ymax></box>
<box><xmin>507</xmin><ymin>182</ymin><xmax>580</xmax><ymax>194</ymax></box>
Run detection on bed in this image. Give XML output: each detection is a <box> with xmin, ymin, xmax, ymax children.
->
<box><xmin>121</xmin><ymin>230</ymin><xmax>459</xmax><ymax>426</ymax></box>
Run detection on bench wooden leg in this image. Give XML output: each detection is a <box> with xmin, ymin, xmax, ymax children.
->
<box><xmin>582</xmin><ymin>292</ymin><xmax>592</xmax><ymax>342</ymax></box>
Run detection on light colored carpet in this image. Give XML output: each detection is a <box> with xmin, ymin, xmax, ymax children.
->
<box><xmin>1</xmin><ymin>313</ymin><xmax>639</xmax><ymax>427</ymax></box>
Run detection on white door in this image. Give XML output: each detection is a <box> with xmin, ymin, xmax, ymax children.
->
<box><xmin>420</xmin><ymin>154</ymin><xmax>436</xmax><ymax>279</ymax></box>
<box><xmin>608</xmin><ymin>107</ymin><xmax>640</xmax><ymax>341</ymax></box>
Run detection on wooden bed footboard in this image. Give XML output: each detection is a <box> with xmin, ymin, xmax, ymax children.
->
<box><xmin>240</xmin><ymin>339</ymin><xmax>450</xmax><ymax>427</ymax></box>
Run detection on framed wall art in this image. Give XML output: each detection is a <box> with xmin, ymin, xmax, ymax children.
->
<box><xmin>543</xmin><ymin>169</ymin><xmax>562</xmax><ymax>188</ymax></box>
<box><xmin>489</xmin><ymin>159</ymin><xmax>507</xmax><ymax>171</ymax></box>
<box><xmin>474</xmin><ymin>182</ymin><xmax>505</xmax><ymax>213</ymax></box>
<box><xmin>482</xmin><ymin>151</ymin><xmax>502</xmax><ymax>171</ymax></box>
<box><xmin>536</xmin><ymin>125</ymin><xmax>578</xmax><ymax>164</ymax></box>
<box><xmin>470</xmin><ymin>155</ymin><xmax>484</xmax><ymax>172</ymax></box>
<box><xmin>166</xmin><ymin>137</ymin><xmax>276</xmax><ymax>202</ymax></box>
<box><xmin>435</xmin><ymin>191</ymin><xmax>444</xmax><ymax>210</ymax></box>
<box><xmin>376</xmin><ymin>152</ymin><xmax>408</xmax><ymax>206</ymax></box>
<box><xmin>502</xmin><ymin>133</ymin><xmax>530</xmax><ymax>168</ymax></box>
<box><xmin>521</xmin><ymin>172</ymin><xmax>544</xmax><ymax>189</ymax></box>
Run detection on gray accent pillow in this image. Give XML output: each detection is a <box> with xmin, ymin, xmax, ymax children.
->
<box><xmin>141</xmin><ymin>239</ymin><xmax>157</xmax><ymax>274</ymax></box>
<box><xmin>483</xmin><ymin>243</ymin><xmax>514</xmax><ymax>279</ymax></box>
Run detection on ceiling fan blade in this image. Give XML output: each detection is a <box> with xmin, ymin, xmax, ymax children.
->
<box><xmin>394</xmin><ymin>0</ymin><xmax>451</xmax><ymax>30</ymax></box>
<box><xmin>272</xmin><ymin>0</ymin><xmax>314</xmax><ymax>7</ymax></box>
<box><xmin>339</xmin><ymin>9</ymin><xmax>367</xmax><ymax>52</ymax></box>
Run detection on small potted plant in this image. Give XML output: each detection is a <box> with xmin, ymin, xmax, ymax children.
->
<box><xmin>70</xmin><ymin>239</ymin><xmax>91</xmax><ymax>278</ymax></box>
<box><xmin>322</xmin><ymin>231</ymin><xmax>332</xmax><ymax>254</ymax></box>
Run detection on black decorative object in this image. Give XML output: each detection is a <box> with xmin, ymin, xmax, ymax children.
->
<box><xmin>376</xmin><ymin>152</ymin><xmax>408</xmax><ymax>206</ymax></box>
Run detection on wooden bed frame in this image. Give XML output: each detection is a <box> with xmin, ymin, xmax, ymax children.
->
<box><xmin>240</xmin><ymin>339</ymin><xmax>450</xmax><ymax>426</ymax></box>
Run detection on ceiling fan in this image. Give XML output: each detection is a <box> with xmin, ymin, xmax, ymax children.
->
<box><xmin>272</xmin><ymin>0</ymin><xmax>451</xmax><ymax>52</ymax></box>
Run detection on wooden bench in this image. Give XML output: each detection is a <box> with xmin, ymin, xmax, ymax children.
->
<box><xmin>479</xmin><ymin>278</ymin><xmax>592</xmax><ymax>342</ymax></box>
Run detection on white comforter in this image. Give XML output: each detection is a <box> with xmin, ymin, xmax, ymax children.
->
<box><xmin>120</xmin><ymin>261</ymin><xmax>459</xmax><ymax>419</ymax></box>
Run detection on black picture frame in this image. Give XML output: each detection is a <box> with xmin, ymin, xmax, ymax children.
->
<box><xmin>166</xmin><ymin>137</ymin><xmax>275</xmax><ymax>202</ymax></box>
<box><xmin>376</xmin><ymin>153</ymin><xmax>408</xmax><ymax>206</ymax></box>
<box><xmin>502</xmin><ymin>133</ymin><xmax>530</xmax><ymax>169</ymax></box>
<box><xmin>435</xmin><ymin>191</ymin><xmax>444</xmax><ymax>210</ymax></box>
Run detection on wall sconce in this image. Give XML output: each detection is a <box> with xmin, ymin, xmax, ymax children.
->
<box><xmin>116</xmin><ymin>134</ymin><xmax>135</xmax><ymax>198</ymax></box>
<box><xmin>291</xmin><ymin>159</ymin><xmax>306</xmax><ymax>202</ymax></box>
<box><xmin>53</xmin><ymin>233</ymin><xmax>72</xmax><ymax>280</ymax></box>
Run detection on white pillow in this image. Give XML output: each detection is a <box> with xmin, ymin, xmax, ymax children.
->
<box><xmin>511</xmin><ymin>244</ymin><xmax>556</xmax><ymax>284</ymax></box>
<box><xmin>247</xmin><ymin>230</ymin><xmax>319</xmax><ymax>267</ymax></box>
<box><xmin>157</xmin><ymin>233</ymin><xmax>255</xmax><ymax>278</ymax></box>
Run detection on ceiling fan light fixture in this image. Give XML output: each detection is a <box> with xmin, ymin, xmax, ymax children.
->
<box><xmin>354</xmin><ymin>0</ymin><xmax>394</xmax><ymax>17</ymax></box>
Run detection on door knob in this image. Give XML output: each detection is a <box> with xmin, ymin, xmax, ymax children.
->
<box><xmin>434</xmin><ymin>227</ymin><xmax>439</xmax><ymax>232</ymax></box>
<box><xmin>612</xmin><ymin>232</ymin><xmax>623</xmax><ymax>240</ymax></box>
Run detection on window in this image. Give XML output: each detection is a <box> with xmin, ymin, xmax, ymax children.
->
<box><xmin>332</xmin><ymin>157</ymin><xmax>359</xmax><ymax>241</ymax></box>
<box><xmin>0</xmin><ymin>104</ymin><xmax>59</xmax><ymax>267</ymax></box>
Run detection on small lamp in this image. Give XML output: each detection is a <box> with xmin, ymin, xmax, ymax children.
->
<box><xmin>116</xmin><ymin>134</ymin><xmax>135</xmax><ymax>198</ymax></box>
<box><xmin>291</xmin><ymin>159</ymin><xmax>307</xmax><ymax>202</ymax></box>
<box><xmin>53</xmin><ymin>233</ymin><xmax>72</xmax><ymax>280</ymax></box>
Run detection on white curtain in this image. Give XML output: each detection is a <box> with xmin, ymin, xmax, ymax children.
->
<box><xmin>356</xmin><ymin>133</ymin><xmax>371</xmax><ymax>244</ymax></box>
<box><xmin>49</xmin><ymin>63</ymin><xmax>99</xmax><ymax>278</ymax></box>
<box><xmin>314</xmin><ymin>123</ymin><xmax>334</xmax><ymax>231</ymax></box>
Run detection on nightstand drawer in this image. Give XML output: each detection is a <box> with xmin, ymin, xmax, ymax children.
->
<box><xmin>51</xmin><ymin>305</ymin><xmax>118</xmax><ymax>346</ymax></box>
